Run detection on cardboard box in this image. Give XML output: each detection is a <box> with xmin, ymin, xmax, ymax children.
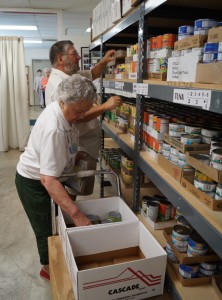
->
<box><xmin>174</xmin><ymin>34</ymin><xmax>207</xmax><ymax>51</ymax></box>
<box><xmin>140</xmin><ymin>210</ymin><xmax>177</xmax><ymax>230</ymax></box>
<box><xmin>112</xmin><ymin>0</ymin><xmax>122</xmax><ymax>23</ymax></box>
<box><xmin>164</xmin><ymin>133</ymin><xmax>210</xmax><ymax>153</ymax></box>
<box><xmin>186</xmin><ymin>151</ymin><xmax>222</xmax><ymax>183</ymax></box>
<box><xmin>195</xmin><ymin>62</ymin><xmax>222</xmax><ymax>85</ymax></box>
<box><xmin>115</xmin><ymin>73</ymin><xmax>129</xmax><ymax>79</ymax></box>
<box><xmin>58</xmin><ymin>196</ymin><xmax>139</xmax><ymax>256</ymax></box>
<box><xmin>147</xmin><ymin>72</ymin><xmax>167</xmax><ymax>81</ymax></box>
<box><xmin>122</xmin><ymin>0</ymin><xmax>134</xmax><ymax>16</ymax></box>
<box><xmin>168</xmin><ymin>259</ymin><xmax>211</xmax><ymax>286</ymax></box>
<box><xmin>167</xmin><ymin>55</ymin><xmax>200</xmax><ymax>82</ymax></box>
<box><xmin>181</xmin><ymin>175</ymin><xmax>222</xmax><ymax>211</ymax></box>
<box><xmin>212</xmin><ymin>274</ymin><xmax>222</xmax><ymax>298</ymax></box>
<box><xmin>158</xmin><ymin>154</ymin><xmax>194</xmax><ymax>182</ymax></box>
<box><xmin>105</xmin><ymin>73</ymin><xmax>115</xmax><ymax>79</ymax></box>
<box><xmin>66</xmin><ymin>222</ymin><xmax>167</xmax><ymax>300</ymax></box>
<box><xmin>163</xmin><ymin>227</ymin><xmax>219</xmax><ymax>264</ymax></box>
<box><xmin>143</xmin><ymin>125</ymin><xmax>165</xmax><ymax>141</ymax></box>
<box><xmin>208</xmin><ymin>26</ymin><xmax>222</xmax><ymax>43</ymax></box>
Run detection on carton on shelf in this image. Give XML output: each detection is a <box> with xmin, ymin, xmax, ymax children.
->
<box><xmin>195</xmin><ymin>62</ymin><xmax>222</xmax><ymax>85</ymax></box>
<box><xmin>66</xmin><ymin>222</ymin><xmax>167</xmax><ymax>300</ymax></box>
<box><xmin>122</xmin><ymin>0</ymin><xmax>134</xmax><ymax>16</ymax></box>
<box><xmin>174</xmin><ymin>34</ymin><xmax>207</xmax><ymax>51</ymax></box>
<box><xmin>208</xmin><ymin>26</ymin><xmax>222</xmax><ymax>43</ymax></box>
<box><xmin>112</xmin><ymin>0</ymin><xmax>122</xmax><ymax>24</ymax></box>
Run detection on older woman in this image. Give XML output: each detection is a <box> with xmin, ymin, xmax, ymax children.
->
<box><xmin>15</xmin><ymin>74</ymin><xmax>97</xmax><ymax>281</ymax></box>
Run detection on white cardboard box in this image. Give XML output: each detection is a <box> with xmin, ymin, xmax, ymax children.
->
<box><xmin>66</xmin><ymin>222</ymin><xmax>167</xmax><ymax>300</ymax></box>
<box><xmin>58</xmin><ymin>197</ymin><xmax>139</xmax><ymax>256</ymax></box>
<box><xmin>112</xmin><ymin>0</ymin><xmax>122</xmax><ymax>23</ymax></box>
<box><xmin>167</xmin><ymin>54</ymin><xmax>200</xmax><ymax>82</ymax></box>
<box><xmin>122</xmin><ymin>0</ymin><xmax>134</xmax><ymax>16</ymax></box>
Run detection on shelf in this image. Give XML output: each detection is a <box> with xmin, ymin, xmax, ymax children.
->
<box><xmin>103</xmin><ymin>79</ymin><xmax>222</xmax><ymax>115</ymax></box>
<box><xmin>138</xmin><ymin>214</ymin><xmax>221</xmax><ymax>300</ymax></box>
<box><xmin>102</xmin><ymin>121</ymin><xmax>222</xmax><ymax>259</ymax></box>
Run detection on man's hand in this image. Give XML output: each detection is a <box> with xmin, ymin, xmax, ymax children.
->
<box><xmin>101</xmin><ymin>49</ymin><xmax>116</xmax><ymax>64</ymax></box>
<box><xmin>103</xmin><ymin>95</ymin><xmax>122</xmax><ymax>110</ymax></box>
<box><xmin>72</xmin><ymin>210</ymin><xmax>91</xmax><ymax>226</ymax></box>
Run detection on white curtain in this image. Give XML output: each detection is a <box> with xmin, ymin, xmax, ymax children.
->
<box><xmin>0</xmin><ymin>36</ymin><xmax>30</xmax><ymax>151</ymax></box>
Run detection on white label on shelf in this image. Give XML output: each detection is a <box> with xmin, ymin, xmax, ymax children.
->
<box><xmin>133</xmin><ymin>83</ymin><xmax>149</xmax><ymax>95</ymax></box>
<box><xmin>173</xmin><ymin>89</ymin><xmax>211</xmax><ymax>110</ymax></box>
<box><xmin>103</xmin><ymin>80</ymin><xmax>109</xmax><ymax>88</ymax></box>
<box><xmin>115</xmin><ymin>82</ymin><xmax>124</xmax><ymax>90</ymax></box>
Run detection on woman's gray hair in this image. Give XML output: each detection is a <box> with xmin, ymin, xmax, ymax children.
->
<box><xmin>54</xmin><ymin>74</ymin><xmax>97</xmax><ymax>104</ymax></box>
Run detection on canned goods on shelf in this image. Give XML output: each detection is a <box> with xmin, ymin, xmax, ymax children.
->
<box><xmin>194</xmin><ymin>29</ymin><xmax>209</xmax><ymax>36</ymax></box>
<box><xmin>162</xmin><ymin>34</ymin><xmax>177</xmax><ymax>49</ymax></box>
<box><xmin>217</xmin><ymin>52</ymin><xmax>222</xmax><ymax>61</ymax></box>
<box><xmin>172</xmin><ymin>50</ymin><xmax>181</xmax><ymax>57</ymax></box>
<box><xmin>185</xmin><ymin>125</ymin><xmax>202</xmax><ymax>134</ymax></box>
<box><xmin>169</xmin><ymin>153</ymin><xmax>178</xmax><ymax>164</ymax></box>
<box><xmin>202</xmin><ymin>127</ymin><xmax>222</xmax><ymax>138</ymax></box>
<box><xmin>202</xmin><ymin>135</ymin><xmax>212</xmax><ymax>144</ymax></box>
<box><xmin>181</xmin><ymin>49</ymin><xmax>192</xmax><ymax>56</ymax></box>
<box><xmin>169</xmin><ymin>123</ymin><xmax>185</xmax><ymax>132</ymax></box>
<box><xmin>162</xmin><ymin>142</ymin><xmax>171</xmax><ymax>151</ymax></box>
<box><xmin>203</xmin><ymin>53</ymin><xmax>218</xmax><ymax>63</ymax></box>
<box><xmin>218</xmin><ymin>41</ymin><xmax>222</xmax><ymax>52</ymax></box>
<box><xmin>187</xmin><ymin>244</ymin><xmax>208</xmax><ymax>256</ymax></box>
<box><xmin>194</xmin><ymin>178</ymin><xmax>216</xmax><ymax>192</ymax></box>
<box><xmin>178</xmin><ymin>25</ymin><xmax>194</xmax><ymax>35</ymax></box>
<box><xmin>195</xmin><ymin>170</ymin><xmax>213</xmax><ymax>182</ymax></box>
<box><xmin>216</xmin><ymin>184</ymin><xmax>222</xmax><ymax>197</ymax></box>
<box><xmin>210</xmin><ymin>143</ymin><xmax>222</xmax><ymax>155</ymax></box>
<box><xmin>162</xmin><ymin>148</ymin><xmax>170</xmax><ymax>158</ymax></box>
<box><xmin>147</xmin><ymin>201</ymin><xmax>159</xmax><ymax>222</ymax></box>
<box><xmin>199</xmin><ymin>267</ymin><xmax>215</xmax><ymax>276</ymax></box>
<box><xmin>172</xmin><ymin>224</ymin><xmax>192</xmax><ymax>241</ymax></box>
<box><xmin>181</xmin><ymin>134</ymin><xmax>201</xmax><ymax>145</ymax></box>
<box><xmin>172</xmin><ymin>236</ymin><xmax>188</xmax><ymax>247</ymax></box>
<box><xmin>212</xmin><ymin>148</ymin><xmax>222</xmax><ymax>164</ymax></box>
<box><xmin>194</xmin><ymin>19</ymin><xmax>218</xmax><ymax>30</ymax></box>
<box><xmin>178</xmin><ymin>152</ymin><xmax>186</xmax><ymax>162</ymax></box>
<box><xmin>210</xmin><ymin>160</ymin><xmax>222</xmax><ymax>171</ymax></box>
<box><xmin>188</xmin><ymin>232</ymin><xmax>208</xmax><ymax>250</ymax></box>
<box><xmin>178</xmin><ymin>159</ymin><xmax>192</xmax><ymax>170</ymax></box>
<box><xmin>170</xmin><ymin>147</ymin><xmax>179</xmax><ymax>156</ymax></box>
<box><xmin>200</xmin><ymin>262</ymin><xmax>217</xmax><ymax>271</ymax></box>
<box><xmin>169</xmin><ymin>130</ymin><xmax>184</xmax><ymax>138</ymax></box>
<box><xmin>158</xmin><ymin>199</ymin><xmax>171</xmax><ymax>221</ymax></box>
<box><xmin>179</xmin><ymin>264</ymin><xmax>199</xmax><ymax>279</ymax></box>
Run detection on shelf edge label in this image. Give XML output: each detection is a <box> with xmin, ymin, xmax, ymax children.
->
<box><xmin>133</xmin><ymin>83</ymin><xmax>149</xmax><ymax>95</ymax></box>
<box><xmin>115</xmin><ymin>82</ymin><xmax>124</xmax><ymax>90</ymax></box>
<box><xmin>173</xmin><ymin>89</ymin><xmax>211</xmax><ymax>110</ymax></box>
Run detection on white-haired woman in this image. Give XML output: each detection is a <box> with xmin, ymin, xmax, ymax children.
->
<box><xmin>15</xmin><ymin>74</ymin><xmax>97</xmax><ymax>281</ymax></box>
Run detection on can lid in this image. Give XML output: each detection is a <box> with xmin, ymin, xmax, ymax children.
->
<box><xmin>173</xmin><ymin>224</ymin><xmax>192</xmax><ymax>236</ymax></box>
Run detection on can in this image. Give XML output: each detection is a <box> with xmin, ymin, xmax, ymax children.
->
<box><xmin>147</xmin><ymin>200</ymin><xmax>159</xmax><ymax>222</ymax></box>
<box><xmin>150</xmin><ymin>37</ymin><xmax>157</xmax><ymax>51</ymax></box>
<box><xmin>155</xmin><ymin>116</ymin><xmax>169</xmax><ymax>133</ymax></box>
<box><xmin>188</xmin><ymin>232</ymin><xmax>208</xmax><ymax>250</ymax></box>
<box><xmin>162</xmin><ymin>34</ymin><xmax>177</xmax><ymax>49</ymax></box>
<box><xmin>210</xmin><ymin>143</ymin><xmax>222</xmax><ymax>155</ymax></box>
<box><xmin>212</xmin><ymin>148</ymin><xmax>222</xmax><ymax>164</ymax></box>
<box><xmin>170</xmin><ymin>147</ymin><xmax>179</xmax><ymax>156</ymax></box>
<box><xmin>194</xmin><ymin>178</ymin><xmax>216</xmax><ymax>192</ymax></box>
<box><xmin>199</xmin><ymin>267</ymin><xmax>215</xmax><ymax>276</ymax></box>
<box><xmin>159</xmin><ymin>58</ymin><xmax>168</xmax><ymax>73</ymax></box>
<box><xmin>216</xmin><ymin>184</ymin><xmax>222</xmax><ymax>197</ymax></box>
<box><xmin>169</xmin><ymin>123</ymin><xmax>185</xmax><ymax>132</ymax></box>
<box><xmin>108</xmin><ymin>211</ymin><xmax>122</xmax><ymax>222</ymax></box>
<box><xmin>202</xmin><ymin>135</ymin><xmax>212</xmax><ymax>144</ymax></box>
<box><xmin>158</xmin><ymin>199</ymin><xmax>171</xmax><ymax>221</ymax></box>
<box><xmin>86</xmin><ymin>214</ymin><xmax>100</xmax><ymax>224</ymax></box>
<box><xmin>194</xmin><ymin>19</ymin><xmax>218</xmax><ymax>30</ymax></box>
<box><xmin>177</xmin><ymin>216</ymin><xmax>192</xmax><ymax>229</ymax></box>
<box><xmin>172</xmin><ymin>236</ymin><xmax>188</xmax><ymax>247</ymax></box>
<box><xmin>200</xmin><ymin>262</ymin><xmax>217</xmax><ymax>271</ymax></box>
<box><xmin>162</xmin><ymin>148</ymin><xmax>170</xmax><ymax>158</ymax></box>
<box><xmin>204</xmin><ymin>42</ymin><xmax>219</xmax><ymax>53</ymax></box>
<box><xmin>203</xmin><ymin>53</ymin><xmax>218</xmax><ymax>63</ymax></box>
<box><xmin>187</xmin><ymin>244</ymin><xmax>208</xmax><ymax>256</ymax></box>
<box><xmin>195</xmin><ymin>170</ymin><xmax>213</xmax><ymax>182</ymax></box>
<box><xmin>156</xmin><ymin>35</ymin><xmax>163</xmax><ymax>49</ymax></box>
<box><xmin>179</xmin><ymin>264</ymin><xmax>199</xmax><ymax>279</ymax></box>
<box><xmin>211</xmin><ymin>160</ymin><xmax>222</xmax><ymax>171</ymax></box>
<box><xmin>169</xmin><ymin>153</ymin><xmax>178</xmax><ymax>164</ymax></box>
<box><xmin>181</xmin><ymin>49</ymin><xmax>192</xmax><ymax>56</ymax></box>
<box><xmin>166</xmin><ymin>243</ymin><xmax>178</xmax><ymax>263</ymax></box>
<box><xmin>172</xmin><ymin>50</ymin><xmax>181</xmax><ymax>57</ymax></box>
<box><xmin>101</xmin><ymin>219</ymin><xmax>114</xmax><ymax>224</ymax></box>
<box><xmin>172</xmin><ymin>225</ymin><xmax>192</xmax><ymax>241</ymax></box>
<box><xmin>162</xmin><ymin>142</ymin><xmax>171</xmax><ymax>151</ymax></box>
<box><xmin>178</xmin><ymin>33</ymin><xmax>193</xmax><ymax>41</ymax></box>
<box><xmin>215</xmin><ymin>194</ymin><xmax>222</xmax><ymax>200</ymax></box>
<box><xmin>217</xmin><ymin>52</ymin><xmax>222</xmax><ymax>61</ymax></box>
<box><xmin>178</xmin><ymin>152</ymin><xmax>186</xmax><ymax>162</ymax></box>
<box><xmin>178</xmin><ymin>25</ymin><xmax>194</xmax><ymax>35</ymax></box>
<box><xmin>169</xmin><ymin>130</ymin><xmax>184</xmax><ymax>137</ymax></box>
<box><xmin>181</xmin><ymin>134</ymin><xmax>201</xmax><ymax>145</ymax></box>
<box><xmin>194</xmin><ymin>29</ymin><xmax>209</xmax><ymax>36</ymax></box>
<box><xmin>185</xmin><ymin>125</ymin><xmax>202</xmax><ymax>135</ymax></box>
<box><xmin>202</xmin><ymin>128</ymin><xmax>222</xmax><ymax>138</ymax></box>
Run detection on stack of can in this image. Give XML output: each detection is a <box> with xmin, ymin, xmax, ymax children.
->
<box><xmin>178</xmin><ymin>25</ymin><xmax>194</xmax><ymax>40</ymax></box>
<box><xmin>169</xmin><ymin>123</ymin><xmax>185</xmax><ymax>138</ymax></box>
<box><xmin>201</xmin><ymin>128</ymin><xmax>222</xmax><ymax>144</ymax></box>
<box><xmin>179</xmin><ymin>264</ymin><xmax>199</xmax><ymax>279</ymax></box>
<box><xmin>211</xmin><ymin>148</ymin><xmax>222</xmax><ymax>171</ymax></box>
<box><xmin>171</xmin><ymin>225</ymin><xmax>192</xmax><ymax>253</ymax></box>
<box><xmin>198</xmin><ymin>262</ymin><xmax>217</xmax><ymax>277</ymax></box>
<box><xmin>194</xmin><ymin>19</ymin><xmax>217</xmax><ymax>35</ymax></box>
<box><xmin>203</xmin><ymin>42</ymin><xmax>218</xmax><ymax>63</ymax></box>
<box><xmin>187</xmin><ymin>232</ymin><xmax>209</xmax><ymax>257</ymax></box>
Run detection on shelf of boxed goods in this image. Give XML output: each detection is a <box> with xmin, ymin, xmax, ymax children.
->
<box><xmin>102</xmin><ymin>120</ymin><xmax>222</xmax><ymax>259</ymax></box>
<box><xmin>103</xmin><ymin>79</ymin><xmax>222</xmax><ymax>115</ymax></box>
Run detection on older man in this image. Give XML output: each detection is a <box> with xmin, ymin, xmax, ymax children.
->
<box><xmin>46</xmin><ymin>40</ymin><xmax>122</xmax><ymax>195</ymax></box>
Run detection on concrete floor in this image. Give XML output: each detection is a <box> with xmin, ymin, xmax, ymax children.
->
<box><xmin>0</xmin><ymin>106</ymin><xmax>171</xmax><ymax>300</ymax></box>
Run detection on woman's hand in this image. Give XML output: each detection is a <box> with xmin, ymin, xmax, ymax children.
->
<box><xmin>103</xmin><ymin>95</ymin><xmax>122</xmax><ymax>110</ymax></box>
<box><xmin>72</xmin><ymin>210</ymin><xmax>91</xmax><ymax>226</ymax></box>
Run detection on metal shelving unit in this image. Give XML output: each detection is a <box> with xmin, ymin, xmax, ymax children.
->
<box><xmin>90</xmin><ymin>0</ymin><xmax>222</xmax><ymax>298</ymax></box>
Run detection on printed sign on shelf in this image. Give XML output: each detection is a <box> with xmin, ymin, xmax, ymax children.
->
<box><xmin>173</xmin><ymin>89</ymin><xmax>211</xmax><ymax>110</ymax></box>
<box><xmin>115</xmin><ymin>82</ymin><xmax>124</xmax><ymax>90</ymax></box>
<box><xmin>133</xmin><ymin>83</ymin><xmax>149</xmax><ymax>95</ymax></box>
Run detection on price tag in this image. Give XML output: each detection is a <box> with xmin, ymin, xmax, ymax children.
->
<box><xmin>115</xmin><ymin>82</ymin><xmax>124</xmax><ymax>90</ymax></box>
<box><xmin>133</xmin><ymin>83</ymin><xmax>148</xmax><ymax>95</ymax></box>
<box><xmin>173</xmin><ymin>89</ymin><xmax>211</xmax><ymax>110</ymax></box>
<box><xmin>103</xmin><ymin>80</ymin><xmax>109</xmax><ymax>88</ymax></box>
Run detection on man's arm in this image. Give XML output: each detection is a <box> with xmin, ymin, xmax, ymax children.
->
<box><xmin>79</xmin><ymin>95</ymin><xmax>122</xmax><ymax>122</ymax></box>
<box><xmin>91</xmin><ymin>49</ymin><xmax>116</xmax><ymax>80</ymax></box>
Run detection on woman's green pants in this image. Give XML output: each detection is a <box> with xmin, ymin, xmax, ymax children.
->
<box><xmin>15</xmin><ymin>172</ymin><xmax>52</xmax><ymax>265</ymax></box>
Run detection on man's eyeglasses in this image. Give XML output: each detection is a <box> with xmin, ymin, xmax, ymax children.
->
<box><xmin>62</xmin><ymin>51</ymin><xmax>79</xmax><ymax>57</ymax></box>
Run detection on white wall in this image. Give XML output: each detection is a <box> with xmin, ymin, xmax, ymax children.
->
<box><xmin>24</xmin><ymin>34</ymin><xmax>90</xmax><ymax>105</ymax></box>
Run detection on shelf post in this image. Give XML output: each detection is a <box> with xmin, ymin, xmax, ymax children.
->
<box><xmin>132</xmin><ymin>1</ymin><xmax>145</xmax><ymax>212</ymax></box>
